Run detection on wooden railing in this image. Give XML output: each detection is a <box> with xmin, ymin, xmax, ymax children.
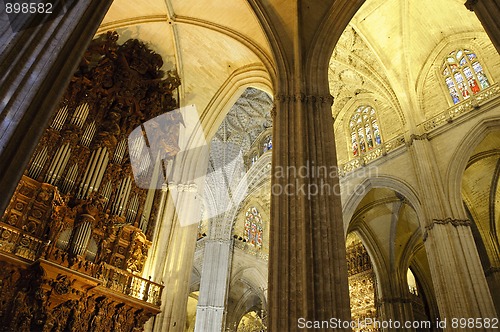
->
<box><xmin>97</xmin><ymin>262</ymin><xmax>163</xmax><ymax>306</ymax></box>
<box><xmin>0</xmin><ymin>223</ymin><xmax>45</xmax><ymax>261</ymax></box>
<box><xmin>0</xmin><ymin>221</ymin><xmax>163</xmax><ymax>306</ymax></box>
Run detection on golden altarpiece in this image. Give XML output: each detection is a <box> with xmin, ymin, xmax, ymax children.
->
<box><xmin>346</xmin><ymin>238</ymin><xmax>378</xmax><ymax>332</ymax></box>
<box><xmin>0</xmin><ymin>32</ymin><xmax>181</xmax><ymax>332</ymax></box>
<box><xmin>346</xmin><ymin>238</ymin><xmax>430</xmax><ymax>332</ymax></box>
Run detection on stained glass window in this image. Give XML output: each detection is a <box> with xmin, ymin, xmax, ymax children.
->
<box><xmin>244</xmin><ymin>206</ymin><xmax>263</xmax><ymax>248</ymax></box>
<box><xmin>442</xmin><ymin>48</ymin><xmax>490</xmax><ymax>105</ymax></box>
<box><xmin>263</xmin><ymin>135</ymin><xmax>272</xmax><ymax>152</ymax></box>
<box><xmin>349</xmin><ymin>106</ymin><xmax>382</xmax><ymax>157</ymax></box>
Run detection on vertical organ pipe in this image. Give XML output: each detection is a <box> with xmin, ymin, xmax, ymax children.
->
<box><xmin>69</xmin><ymin>218</ymin><xmax>94</xmax><ymax>256</ymax></box>
<box><xmin>94</xmin><ymin>151</ymin><xmax>109</xmax><ymax>192</ymax></box>
<box><xmin>113</xmin><ymin>139</ymin><xmax>127</xmax><ymax>164</ymax></box>
<box><xmin>71</xmin><ymin>103</ymin><xmax>90</xmax><ymax>127</ymax></box>
<box><xmin>61</xmin><ymin>164</ymin><xmax>78</xmax><ymax>193</ymax></box>
<box><xmin>45</xmin><ymin>143</ymin><xmax>71</xmax><ymax>185</ymax></box>
<box><xmin>50</xmin><ymin>105</ymin><xmax>68</xmax><ymax>131</ymax></box>
<box><xmin>78</xmin><ymin>147</ymin><xmax>109</xmax><ymax>199</ymax></box>
<box><xmin>101</xmin><ymin>180</ymin><xmax>113</xmax><ymax>202</ymax></box>
<box><xmin>126</xmin><ymin>194</ymin><xmax>139</xmax><ymax>224</ymax></box>
<box><xmin>78</xmin><ymin>149</ymin><xmax>99</xmax><ymax>198</ymax></box>
<box><xmin>111</xmin><ymin>176</ymin><xmax>132</xmax><ymax>216</ymax></box>
<box><xmin>80</xmin><ymin>121</ymin><xmax>96</xmax><ymax>147</ymax></box>
<box><xmin>28</xmin><ymin>146</ymin><xmax>48</xmax><ymax>179</ymax></box>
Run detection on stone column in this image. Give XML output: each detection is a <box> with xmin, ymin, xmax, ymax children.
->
<box><xmin>148</xmin><ymin>183</ymin><xmax>201</xmax><ymax>332</ymax></box>
<box><xmin>485</xmin><ymin>266</ymin><xmax>500</xmax><ymax>316</ymax></box>
<box><xmin>143</xmin><ymin>184</ymin><xmax>170</xmax><ymax>280</ymax></box>
<box><xmin>465</xmin><ymin>0</ymin><xmax>500</xmax><ymax>54</ymax></box>
<box><xmin>194</xmin><ymin>237</ymin><xmax>233</xmax><ymax>332</ymax></box>
<box><xmin>0</xmin><ymin>0</ymin><xmax>114</xmax><ymax>214</ymax></box>
<box><xmin>376</xmin><ymin>273</ymin><xmax>416</xmax><ymax>331</ymax></box>
<box><xmin>409</xmin><ymin>136</ymin><xmax>497</xmax><ymax>329</ymax></box>
<box><xmin>377</xmin><ymin>298</ymin><xmax>415</xmax><ymax>331</ymax></box>
<box><xmin>268</xmin><ymin>93</ymin><xmax>352</xmax><ymax>331</ymax></box>
<box><xmin>247</xmin><ymin>1</ymin><xmax>363</xmax><ymax>330</ymax></box>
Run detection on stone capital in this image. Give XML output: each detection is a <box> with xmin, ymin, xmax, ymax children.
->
<box><xmin>422</xmin><ymin>217</ymin><xmax>471</xmax><ymax>241</ymax></box>
<box><xmin>274</xmin><ymin>93</ymin><xmax>334</xmax><ymax>106</ymax></box>
<box><xmin>167</xmin><ymin>182</ymin><xmax>198</xmax><ymax>193</ymax></box>
<box><xmin>485</xmin><ymin>266</ymin><xmax>500</xmax><ymax>277</ymax></box>
<box><xmin>465</xmin><ymin>0</ymin><xmax>478</xmax><ymax>11</ymax></box>
<box><xmin>406</xmin><ymin>133</ymin><xmax>429</xmax><ymax>147</ymax></box>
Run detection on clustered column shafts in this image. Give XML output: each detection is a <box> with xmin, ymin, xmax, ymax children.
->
<box><xmin>194</xmin><ymin>237</ymin><xmax>233</xmax><ymax>332</ymax></box>
<box><xmin>269</xmin><ymin>94</ymin><xmax>351</xmax><ymax>331</ymax></box>
<box><xmin>465</xmin><ymin>0</ymin><xmax>500</xmax><ymax>54</ymax></box>
<box><xmin>409</xmin><ymin>138</ymin><xmax>497</xmax><ymax>329</ymax></box>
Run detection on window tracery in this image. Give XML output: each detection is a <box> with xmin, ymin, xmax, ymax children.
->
<box><xmin>442</xmin><ymin>48</ymin><xmax>490</xmax><ymax>104</ymax></box>
<box><xmin>349</xmin><ymin>106</ymin><xmax>382</xmax><ymax>157</ymax></box>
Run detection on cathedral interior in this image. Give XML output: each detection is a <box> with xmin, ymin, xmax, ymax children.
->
<box><xmin>0</xmin><ymin>0</ymin><xmax>499</xmax><ymax>331</ymax></box>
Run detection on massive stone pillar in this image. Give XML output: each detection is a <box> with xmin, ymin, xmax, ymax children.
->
<box><xmin>485</xmin><ymin>263</ymin><xmax>500</xmax><ymax>316</ymax></box>
<box><xmin>376</xmin><ymin>282</ymin><xmax>416</xmax><ymax>331</ymax></box>
<box><xmin>148</xmin><ymin>185</ymin><xmax>200</xmax><ymax>332</ymax></box>
<box><xmin>247</xmin><ymin>1</ymin><xmax>363</xmax><ymax>330</ymax></box>
<box><xmin>0</xmin><ymin>0</ymin><xmax>113</xmax><ymax>214</ymax></box>
<box><xmin>147</xmin><ymin>121</ymin><xmax>211</xmax><ymax>331</ymax></box>
<box><xmin>408</xmin><ymin>136</ymin><xmax>497</xmax><ymax>329</ymax></box>
<box><xmin>377</xmin><ymin>298</ymin><xmax>415</xmax><ymax>331</ymax></box>
<box><xmin>287</xmin><ymin>73</ymin><xmax>347</xmax><ymax>326</ymax></box>
<box><xmin>143</xmin><ymin>173</ymin><xmax>208</xmax><ymax>332</ymax></box>
<box><xmin>194</xmin><ymin>236</ymin><xmax>233</xmax><ymax>332</ymax></box>
<box><xmin>268</xmin><ymin>93</ymin><xmax>352</xmax><ymax>331</ymax></box>
<box><xmin>465</xmin><ymin>0</ymin><xmax>500</xmax><ymax>54</ymax></box>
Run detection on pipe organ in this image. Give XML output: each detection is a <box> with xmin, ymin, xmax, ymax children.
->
<box><xmin>0</xmin><ymin>31</ymin><xmax>181</xmax><ymax>332</ymax></box>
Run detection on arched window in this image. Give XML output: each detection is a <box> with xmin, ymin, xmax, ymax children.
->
<box><xmin>251</xmin><ymin>153</ymin><xmax>258</xmax><ymax>165</ymax></box>
<box><xmin>244</xmin><ymin>206</ymin><xmax>263</xmax><ymax>247</ymax></box>
<box><xmin>262</xmin><ymin>135</ymin><xmax>272</xmax><ymax>153</ymax></box>
<box><xmin>442</xmin><ymin>48</ymin><xmax>490</xmax><ymax>105</ymax></box>
<box><xmin>407</xmin><ymin>268</ymin><xmax>418</xmax><ymax>296</ymax></box>
<box><xmin>349</xmin><ymin>106</ymin><xmax>382</xmax><ymax>157</ymax></box>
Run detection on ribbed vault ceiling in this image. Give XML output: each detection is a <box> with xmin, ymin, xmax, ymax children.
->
<box><xmin>97</xmin><ymin>0</ymin><xmax>485</xmax><ymax>149</ymax></box>
<box><xmin>330</xmin><ymin>0</ymin><xmax>484</xmax><ymax>126</ymax></box>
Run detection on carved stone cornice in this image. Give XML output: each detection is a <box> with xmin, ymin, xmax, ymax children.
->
<box><xmin>406</xmin><ymin>133</ymin><xmax>429</xmax><ymax>147</ymax></box>
<box><xmin>422</xmin><ymin>218</ymin><xmax>471</xmax><ymax>241</ymax></box>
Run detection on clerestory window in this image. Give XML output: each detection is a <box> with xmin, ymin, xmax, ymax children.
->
<box><xmin>442</xmin><ymin>48</ymin><xmax>490</xmax><ymax>105</ymax></box>
<box><xmin>349</xmin><ymin>105</ymin><xmax>382</xmax><ymax>157</ymax></box>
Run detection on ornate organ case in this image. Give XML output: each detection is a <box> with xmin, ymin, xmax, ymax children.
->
<box><xmin>0</xmin><ymin>31</ymin><xmax>181</xmax><ymax>332</ymax></box>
